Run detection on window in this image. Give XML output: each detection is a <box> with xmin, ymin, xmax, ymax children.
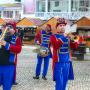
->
<box><xmin>71</xmin><ymin>0</ymin><xmax>78</xmax><ymax>11</ymax></box>
<box><xmin>79</xmin><ymin>7</ymin><xmax>88</xmax><ymax>11</ymax></box>
<box><xmin>79</xmin><ymin>0</ymin><xmax>89</xmax><ymax>11</ymax></box>
<box><xmin>36</xmin><ymin>0</ymin><xmax>45</xmax><ymax>12</ymax></box>
<box><xmin>9</xmin><ymin>11</ymin><xmax>13</xmax><ymax>18</ymax></box>
<box><xmin>0</xmin><ymin>11</ymin><xmax>1</xmax><ymax>18</ymax></box>
<box><xmin>80</xmin><ymin>1</ymin><xmax>85</xmax><ymax>6</ymax></box>
<box><xmin>55</xmin><ymin>1</ymin><xmax>59</xmax><ymax>7</ymax></box>
<box><xmin>15</xmin><ymin>0</ymin><xmax>21</xmax><ymax>2</ymax></box>
<box><xmin>48</xmin><ymin>0</ymin><xmax>68</xmax><ymax>12</ymax></box>
<box><xmin>71</xmin><ymin>0</ymin><xmax>90</xmax><ymax>12</ymax></box>
<box><xmin>3</xmin><ymin>11</ymin><xmax>13</xmax><ymax>18</ymax></box>
<box><xmin>53</xmin><ymin>10</ymin><xmax>61</xmax><ymax>12</ymax></box>
<box><xmin>15</xmin><ymin>11</ymin><xmax>19</xmax><ymax>16</ymax></box>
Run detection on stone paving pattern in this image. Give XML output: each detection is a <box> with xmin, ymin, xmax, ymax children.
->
<box><xmin>0</xmin><ymin>46</ymin><xmax>90</xmax><ymax>90</ymax></box>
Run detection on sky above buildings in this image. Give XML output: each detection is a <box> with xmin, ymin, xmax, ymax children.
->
<box><xmin>0</xmin><ymin>0</ymin><xmax>21</xmax><ymax>4</ymax></box>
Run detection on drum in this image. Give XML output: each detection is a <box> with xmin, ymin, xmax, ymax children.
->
<box><xmin>33</xmin><ymin>45</ymin><xmax>49</xmax><ymax>57</ymax></box>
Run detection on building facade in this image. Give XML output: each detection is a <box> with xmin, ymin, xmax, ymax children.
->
<box><xmin>0</xmin><ymin>0</ymin><xmax>90</xmax><ymax>20</ymax></box>
<box><xmin>34</xmin><ymin>0</ymin><xmax>90</xmax><ymax>20</ymax></box>
<box><xmin>0</xmin><ymin>0</ymin><xmax>22</xmax><ymax>20</ymax></box>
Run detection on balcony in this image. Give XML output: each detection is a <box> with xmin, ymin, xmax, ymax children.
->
<box><xmin>35</xmin><ymin>12</ymin><xmax>90</xmax><ymax>20</ymax></box>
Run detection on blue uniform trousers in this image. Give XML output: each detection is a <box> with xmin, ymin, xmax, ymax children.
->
<box><xmin>36</xmin><ymin>55</ymin><xmax>50</xmax><ymax>77</ymax></box>
<box><xmin>0</xmin><ymin>65</ymin><xmax>14</xmax><ymax>90</ymax></box>
<box><xmin>54</xmin><ymin>62</ymin><xmax>70</xmax><ymax>90</ymax></box>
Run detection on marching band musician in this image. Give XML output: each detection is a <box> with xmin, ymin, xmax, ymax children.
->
<box><xmin>0</xmin><ymin>22</ymin><xmax>22</xmax><ymax>90</ymax></box>
<box><xmin>33</xmin><ymin>24</ymin><xmax>52</xmax><ymax>80</ymax></box>
<box><xmin>50</xmin><ymin>18</ymin><xmax>78</xmax><ymax>90</ymax></box>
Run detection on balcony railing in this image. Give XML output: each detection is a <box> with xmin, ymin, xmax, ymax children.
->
<box><xmin>35</xmin><ymin>12</ymin><xmax>90</xmax><ymax>20</ymax></box>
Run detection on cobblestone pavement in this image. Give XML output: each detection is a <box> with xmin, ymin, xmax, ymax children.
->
<box><xmin>0</xmin><ymin>46</ymin><xmax>90</xmax><ymax>90</ymax></box>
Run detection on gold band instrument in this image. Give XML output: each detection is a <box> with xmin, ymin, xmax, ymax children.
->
<box><xmin>66</xmin><ymin>33</ymin><xmax>79</xmax><ymax>42</ymax></box>
<box><xmin>0</xmin><ymin>27</ymin><xmax>8</xmax><ymax>40</ymax></box>
<box><xmin>0</xmin><ymin>27</ymin><xmax>8</xmax><ymax>47</ymax></box>
<box><xmin>33</xmin><ymin>45</ymin><xmax>49</xmax><ymax>57</ymax></box>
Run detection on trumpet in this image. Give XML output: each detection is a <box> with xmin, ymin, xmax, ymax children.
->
<box><xmin>66</xmin><ymin>33</ymin><xmax>79</xmax><ymax>42</ymax></box>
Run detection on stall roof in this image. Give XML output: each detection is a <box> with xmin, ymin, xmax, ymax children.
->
<box><xmin>27</xmin><ymin>18</ymin><xmax>46</xmax><ymax>26</ymax></box>
<box><xmin>16</xmin><ymin>18</ymin><xmax>35</xmax><ymax>27</ymax></box>
<box><xmin>16</xmin><ymin>18</ymin><xmax>45</xmax><ymax>27</ymax></box>
<box><xmin>72</xmin><ymin>16</ymin><xmax>90</xmax><ymax>28</ymax></box>
<box><xmin>0</xmin><ymin>18</ymin><xmax>5</xmax><ymax>25</ymax></box>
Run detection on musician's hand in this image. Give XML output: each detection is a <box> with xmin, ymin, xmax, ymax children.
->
<box><xmin>64</xmin><ymin>33</ymin><xmax>68</xmax><ymax>37</ymax></box>
<box><xmin>67</xmin><ymin>33</ymin><xmax>74</xmax><ymax>38</ymax></box>
<box><xmin>36</xmin><ymin>41</ymin><xmax>40</xmax><ymax>45</ymax></box>
<box><xmin>0</xmin><ymin>40</ymin><xmax>6</xmax><ymax>46</ymax></box>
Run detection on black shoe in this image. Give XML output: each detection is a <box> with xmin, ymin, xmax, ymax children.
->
<box><xmin>12</xmin><ymin>82</ymin><xmax>18</xmax><ymax>86</ymax></box>
<box><xmin>42</xmin><ymin>76</ymin><xmax>47</xmax><ymax>80</ymax></box>
<box><xmin>33</xmin><ymin>76</ymin><xmax>39</xmax><ymax>79</ymax></box>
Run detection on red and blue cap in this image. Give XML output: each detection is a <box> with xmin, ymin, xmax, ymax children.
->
<box><xmin>56</xmin><ymin>18</ymin><xmax>67</xmax><ymax>28</ymax></box>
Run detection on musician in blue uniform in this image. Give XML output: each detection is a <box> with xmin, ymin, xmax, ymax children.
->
<box><xmin>33</xmin><ymin>24</ymin><xmax>52</xmax><ymax>80</ymax></box>
<box><xmin>50</xmin><ymin>18</ymin><xmax>78</xmax><ymax>90</ymax></box>
<box><xmin>0</xmin><ymin>22</ymin><xmax>22</xmax><ymax>90</ymax></box>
